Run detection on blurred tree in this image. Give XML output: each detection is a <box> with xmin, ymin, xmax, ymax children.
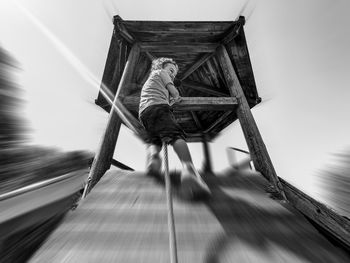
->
<box><xmin>318</xmin><ymin>150</ymin><xmax>350</xmax><ymax>218</ymax></box>
<box><xmin>0</xmin><ymin>46</ymin><xmax>29</xmax><ymax>147</ymax></box>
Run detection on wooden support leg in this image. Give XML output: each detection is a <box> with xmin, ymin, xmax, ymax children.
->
<box><xmin>216</xmin><ymin>45</ymin><xmax>286</xmax><ymax>199</ymax></box>
<box><xmin>202</xmin><ymin>134</ymin><xmax>213</xmax><ymax>173</ymax></box>
<box><xmin>83</xmin><ymin>44</ymin><xmax>141</xmax><ymax>197</ymax></box>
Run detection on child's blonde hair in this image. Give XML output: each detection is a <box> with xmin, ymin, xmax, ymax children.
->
<box><xmin>151</xmin><ymin>57</ymin><xmax>178</xmax><ymax>72</ymax></box>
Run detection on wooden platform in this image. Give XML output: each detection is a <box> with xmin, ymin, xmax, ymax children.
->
<box><xmin>30</xmin><ymin>168</ymin><xmax>349</xmax><ymax>262</ymax></box>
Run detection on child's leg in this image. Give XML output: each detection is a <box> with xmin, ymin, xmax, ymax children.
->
<box><xmin>147</xmin><ymin>143</ymin><xmax>162</xmax><ymax>157</ymax></box>
<box><xmin>172</xmin><ymin>138</ymin><xmax>193</xmax><ymax>164</ymax></box>
<box><xmin>146</xmin><ymin>143</ymin><xmax>162</xmax><ymax>176</ymax></box>
<box><xmin>172</xmin><ymin>139</ymin><xmax>210</xmax><ymax>198</ymax></box>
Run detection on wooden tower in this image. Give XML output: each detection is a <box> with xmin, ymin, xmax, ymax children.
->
<box><xmin>86</xmin><ymin>15</ymin><xmax>285</xmax><ymax>197</ymax></box>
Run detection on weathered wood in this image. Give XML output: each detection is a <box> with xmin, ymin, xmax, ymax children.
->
<box><xmin>31</xmin><ymin>169</ymin><xmax>350</xmax><ymax>262</ymax></box>
<box><xmin>280</xmin><ymin>177</ymin><xmax>350</xmax><ymax>250</ymax></box>
<box><xmin>114</xmin><ymin>16</ymin><xmax>135</xmax><ymax>44</ymax></box>
<box><xmin>182</xmin><ymin>80</ymin><xmax>229</xmax><ymax>97</ymax></box>
<box><xmin>95</xmin><ymin>31</ymin><xmax>121</xmax><ymax>107</ymax></box>
<box><xmin>190</xmin><ymin>111</ymin><xmax>203</xmax><ymax>130</ymax></box>
<box><xmin>117</xmin><ymin>20</ymin><xmax>235</xmax><ymax>33</ymax></box>
<box><xmin>220</xmin><ymin>17</ymin><xmax>244</xmax><ymax>45</ymax></box>
<box><xmin>179</xmin><ymin>53</ymin><xmax>215</xmax><ymax>80</ymax></box>
<box><xmin>123</xmin><ymin>96</ymin><xmax>237</xmax><ymax>112</ymax></box>
<box><xmin>224</xmin><ymin>24</ymin><xmax>259</xmax><ymax>104</ymax></box>
<box><xmin>139</xmin><ymin>42</ymin><xmax>219</xmax><ymax>53</ymax></box>
<box><xmin>130</xmin><ymin>33</ymin><xmax>223</xmax><ymax>43</ymax></box>
<box><xmin>96</xmin><ymin>18</ymin><xmax>262</xmax><ymax>142</ymax></box>
<box><xmin>205</xmin><ymin>59</ymin><xmax>221</xmax><ymax>88</ymax></box>
<box><xmin>177</xmin><ymin>86</ymin><xmax>203</xmax><ymax>131</ymax></box>
<box><xmin>216</xmin><ymin>45</ymin><xmax>285</xmax><ymax>199</ymax></box>
<box><xmin>114</xmin><ymin>99</ymin><xmax>146</xmax><ymax>138</ymax></box>
<box><xmin>204</xmin><ymin>111</ymin><xmax>232</xmax><ymax>133</ymax></box>
<box><xmin>83</xmin><ymin>44</ymin><xmax>141</xmax><ymax>197</ymax></box>
<box><xmin>114</xmin><ymin>16</ymin><xmax>155</xmax><ymax>62</ymax></box>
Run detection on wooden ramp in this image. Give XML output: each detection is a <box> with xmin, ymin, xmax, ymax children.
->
<box><xmin>30</xmin><ymin>168</ymin><xmax>349</xmax><ymax>262</ymax></box>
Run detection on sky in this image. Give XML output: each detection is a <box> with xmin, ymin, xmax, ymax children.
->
<box><xmin>1</xmin><ymin>0</ymin><xmax>350</xmax><ymax>203</ymax></box>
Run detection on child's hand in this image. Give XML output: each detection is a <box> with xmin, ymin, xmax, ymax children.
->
<box><xmin>170</xmin><ymin>96</ymin><xmax>182</xmax><ymax>106</ymax></box>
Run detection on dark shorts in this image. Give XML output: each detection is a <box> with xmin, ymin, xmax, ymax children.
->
<box><xmin>139</xmin><ymin>104</ymin><xmax>186</xmax><ymax>147</ymax></box>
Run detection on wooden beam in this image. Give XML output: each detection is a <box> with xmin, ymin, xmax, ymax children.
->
<box><xmin>139</xmin><ymin>42</ymin><xmax>219</xmax><ymax>53</ymax></box>
<box><xmin>182</xmin><ymin>80</ymin><xmax>229</xmax><ymax>97</ymax></box>
<box><xmin>116</xmin><ymin>20</ymin><xmax>234</xmax><ymax>33</ymax></box>
<box><xmin>173</xmin><ymin>97</ymin><xmax>237</xmax><ymax>111</ymax></box>
<box><xmin>178</xmin><ymin>86</ymin><xmax>203</xmax><ymax>130</ymax></box>
<box><xmin>114</xmin><ymin>15</ymin><xmax>155</xmax><ymax>61</ymax></box>
<box><xmin>190</xmin><ymin>111</ymin><xmax>203</xmax><ymax>130</ymax></box>
<box><xmin>204</xmin><ymin>111</ymin><xmax>232</xmax><ymax>133</ymax></box>
<box><xmin>83</xmin><ymin>44</ymin><xmax>141</xmax><ymax>198</ymax></box>
<box><xmin>280</xmin><ymin>177</ymin><xmax>350</xmax><ymax>250</ymax></box>
<box><xmin>216</xmin><ymin>45</ymin><xmax>286</xmax><ymax>199</ymax></box>
<box><xmin>96</xmin><ymin>32</ymin><xmax>121</xmax><ymax>107</ymax></box>
<box><xmin>114</xmin><ymin>99</ymin><xmax>147</xmax><ymax>139</ymax></box>
<box><xmin>179</xmin><ymin>53</ymin><xmax>215</xmax><ymax>81</ymax></box>
<box><xmin>123</xmin><ymin>96</ymin><xmax>237</xmax><ymax>112</ymax></box>
<box><xmin>220</xmin><ymin>17</ymin><xmax>244</xmax><ymax>45</ymax></box>
<box><xmin>114</xmin><ymin>16</ymin><xmax>135</xmax><ymax>44</ymax></box>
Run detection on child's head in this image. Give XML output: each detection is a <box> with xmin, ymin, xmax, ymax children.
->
<box><xmin>151</xmin><ymin>57</ymin><xmax>178</xmax><ymax>77</ymax></box>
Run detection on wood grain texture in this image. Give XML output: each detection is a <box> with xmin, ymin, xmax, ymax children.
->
<box><xmin>216</xmin><ymin>45</ymin><xmax>285</xmax><ymax>198</ymax></box>
<box><xmin>280</xmin><ymin>177</ymin><xmax>350</xmax><ymax>250</ymax></box>
<box><xmin>84</xmin><ymin>44</ymin><xmax>141</xmax><ymax>196</ymax></box>
<box><xmin>30</xmin><ymin>169</ymin><xmax>350</xmax><ymax>262</ymax></box>
<box><xmin>123</xmin><ymin>96</ymin><xmax>237</xmax><ymax>112</ymax></box>
<box><xmin>96</xmin><ymin>17</ymin><xmax>262</xmax><ymax>142</ymax></box>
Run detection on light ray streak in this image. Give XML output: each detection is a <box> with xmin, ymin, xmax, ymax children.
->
<box><xmin>12</xmin><ymin>1</ymin><xmax>137</xmax><ymax>130</ymax></box>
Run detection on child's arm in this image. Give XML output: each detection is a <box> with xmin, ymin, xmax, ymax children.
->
<box><xmin>159</xmin><ymin>69</ymin><xmax>182</xmax><ymax>104</ymax></box>
<box><xmin>166</xmin><ymin>83</ymin><xmax>180</xmax><ymax>99</ymax></box>
<box><xmin>166</xmin><ymin>83</ymin><xmax>182</xmax><ymax>105</ymax></box>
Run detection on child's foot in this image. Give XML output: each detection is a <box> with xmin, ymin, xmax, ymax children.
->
<box><xmin>146</xmin><ymin>154</ymin><xmax>162</xmax><ymax>177</ymax></box>
<box><xmin>180</xmin><ymin>164</ymin><xmax>211</xmax><ymax>200</ymax></box>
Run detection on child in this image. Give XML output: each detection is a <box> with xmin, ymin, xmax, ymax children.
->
<box><xmin>139</xmin><ymin>57</ymin><xmax>210</xmax><ymax>199</ymax></box>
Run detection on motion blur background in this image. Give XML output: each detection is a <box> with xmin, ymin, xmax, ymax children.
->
<box><xmin>1</xmin><ymin>0</ymin><xmax>350</xmax><ymax>216</ymax></box>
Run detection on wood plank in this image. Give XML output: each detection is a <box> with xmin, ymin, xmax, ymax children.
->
<box><xmin>123</xmin><ymin>97</ymin><xmax>237</xmax><ymax>112</ymax></box>
<box><xmin>132</xmin><ymin>33</ymin><xmax>223</xmax><ymax>43</ymax></box>
<box><xmin>114</xmin><ymin>16</ymin><xmax>155</xmax><ymax>62</ymax></box>
<box><xmin>96</xmin><ymin>31</ymin><xmax>120</xmax><ymax>107</ymax></box>
<box><xmin>182</xmin><ymin>80</ymin><xmax>229</xmax><ymax>97</ymax></box>
<box><xmin>205</xmin><ymin>59</ymin><xmax>221</xmax><ymax>88</ymax></box>
<box><xmin>280</xmin><ymin>177</ymin><xmax>350</xmax><ymax>250</ymax></box>
<box><xmin>204</xmin><ymin>111</ymin><xmax>232</xmax><ymax>133</ymax></box>
<box><xmin>179</xmin><ymin>53</ymin><xmax>215</xmax><ymax>80</ymax></box>
<box><xmin>190</xmin><ymin>111</ymin><xmax>203</xmax><ymax>130</ymax></box>
<box><xmin>117</xmin><ymin>20</ymin><xmax>234</xmax><ymax>33</ymax></box>
<box><xmin>224</xmin><ymin>25</ymin><xmax>259</xmax><ymax>104</ymax></box>
<box><xmin>31</xmin><ymin>169</ymin><xmax>350</xmax><ymax>262</ymax></box>
<box><xmin>114</xmin><ymin>99</ymin><xmax>146</xmax><ymax>137</ymax></box>
<box><xmin>139</xmin><ymin>42</ymin><xmax>219</xmax><ymax>53</ymax></box>
<box><xmin>220</xmin><ymin>17</ymin><xmax>244</xmax><ymax>45</ymax></box>
<box><xmin>114</xmin><ymin>16</ymin><xmax>135</xmax><ymax>44</ymax></box>
<box><xmin>216</xmin><ymin>45</ymin><xmax>286</xmax><ymax>199</ymax></box>
<box><xmin>178</xmin><ymin>85</ymin><xmax>204</xmax><ymax>132</ymax></box>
